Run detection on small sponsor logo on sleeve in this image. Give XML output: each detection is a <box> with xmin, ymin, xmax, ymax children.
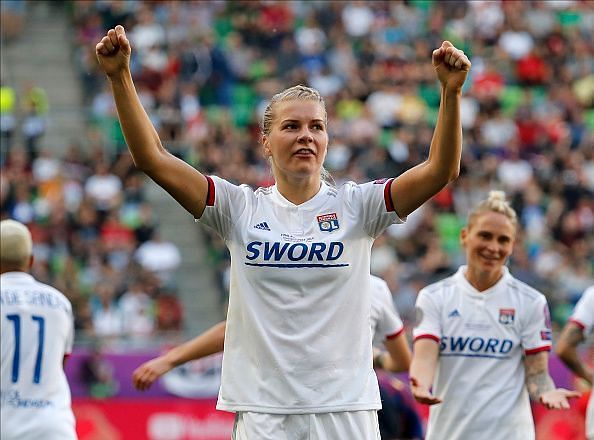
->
<box><xmin>540</xmin><ymin>330</ymin><xmax>552</xmax><ymax>341</ymax></box>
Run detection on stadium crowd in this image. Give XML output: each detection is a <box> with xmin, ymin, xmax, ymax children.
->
<box><xmin>1</xmin><ymin>0</ymin><xmax>593</xmax><ymax>344</ymax></box>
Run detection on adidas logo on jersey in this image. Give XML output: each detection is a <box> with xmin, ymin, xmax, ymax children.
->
<box><xmin>254</xmin><ymin>222</ymin><xmax>271</xmax><ymax>231</ymax></box>
<box><xmin>448</xmin><ymin>309</ymin><xmax>461</xmax><ymax>318</ymax></box>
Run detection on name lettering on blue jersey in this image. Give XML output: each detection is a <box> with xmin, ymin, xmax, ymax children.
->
<box><xmin>245</xmin><ymin>241</ymin><xmax>348</xmax><ymax>268</ymax></box>
<box><xmin>0</xmin><ymin>291</ymin><xmax>21</xmax><ymax>306</ymax></box>
<box><xmin>440</xmin><ymin>335</ymin><xmax>513</xmax><ymax>359</ymax></box>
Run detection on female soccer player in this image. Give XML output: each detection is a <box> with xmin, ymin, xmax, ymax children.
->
<box><xmin>556</xmin><ymin>286</ymin><xmax>594</xmax><ymax>440</ymax></box>
<box><xmin>410</xmin><ymin>191</ymin><xmax>580</xmax><ymax>440</ymax></box>
<box><xmin>1</xmin><ymin>220</ymin><xmax>76</xmax><ymax>440</ymax></box>
<box><xmin>96</xmin><ymin>25</ymin><xmax>469</xmax><ymax>439</ymax></box>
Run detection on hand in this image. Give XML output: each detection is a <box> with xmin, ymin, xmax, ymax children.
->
<box><xmin>410</xmin><ymin>377</ymin><xmax>442</xmax><ymax>405</ymax></box>
<box><xmin>539</xmin><ymin>388</ymin><xmax>581</xmax><ymax>409</ymax></box>
<box><xmin>132</xmin><ymin>356</ymin><xmax>174</xmax><ymax>391</ymax></box>
<box><xmin>96</xmin><ymin>25</ymin><xmax>131</xmax><ymax>79</ymax></box>
<box><xmin>432</xmin><ymin>41</ymin><xmax>471</xmax><ymax>93</ymax></box>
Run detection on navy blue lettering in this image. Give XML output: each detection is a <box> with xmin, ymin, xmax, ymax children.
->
<box><xmin>263</xmin><ymin>242</ymin><xmax>290</xmax><ymax>260</ymax></box>
<box><xmin>469</xmin><ymin>338</ymin><xmax>485</xmax><ymax>352</ymax></box>
<box><xmin>288</xmin><ymin>243</ymin><xmax>308</xmax><ymax>261</ymax></box>
<box><xmin>500</xmin><ymin>339</ymin><xmax>513</xmax><ymax>354</ymax></box>
<box><xmin>246</xmin><ymin>241</ymin><xmax>262</xmax><ymax>260</ymax></box>
<box><xmin>450</xmin><ymin>336</ymin><xmax>469</xmax><ymax>351</ymax></box>
<box><xmin>440</xmin><ymin>337</ymin><xmax>447</xmax><ymax>351</ymax></box>
<box><xmin>308</xmin><ymin>242</ymin><xmax>326</xmax><ymax>261</ymax></box>
<box><xmin>485</xmin><ymin>338</ymin><xmax>499</xmax><ymax>353</ymax></box>
<box><xmin>246</xmin><ymin>241</ymin><xmax>345</xmax><ymax>262</ymax></box>
<box><xmin>327</xmin><ymin>242</ymin><xmax>344</xmax><ymax>261</ymax></box>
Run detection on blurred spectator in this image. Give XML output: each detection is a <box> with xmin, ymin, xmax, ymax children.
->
<box><xmin>20</xmin><ymin>82</ymin><xmax>49</xmax><ymax>159</ymax></box>
<box><xmin>90</xmin><ymin>282</ymin><xmax>124</xmax><ymax>338</ymax></box>
<box><xmin>0</xmin><ymin>80</ymin><xmax>17</xmax><ymax>156</ymax></box>
<box><xmin>119</xmin><ymin>280</ymin><xmax>155</xmax><ymax>337</ymax></box>
<box><xmin>81</xmin><ymin>343</ymin><xmax>119</xmax><ymax>398</ymax></box>
<box><xmin>134</xmin><ymin>229</ymin><xmax>181</xmax><ymax>287</ymax></box>
<box><xmin>155</xmin><ymin>290</ymin><xmax>183</xmax><ymax>332</ymax></box>
<box><xmin>0</xmin><ymin>0</ymin><xmax>25</xmax><ymax>41</ymax></box>
<box><xmin>84</xmin><ymin>160</ymin><xmax>123</xmax><ymax>215</ymax></box>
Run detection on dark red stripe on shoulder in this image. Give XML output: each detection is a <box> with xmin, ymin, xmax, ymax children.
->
<box><xmin>525</xmin><ymin>346</ymin><xmax>551</xmax><ymax>355</ymax></box>
<box><xmin>568</xmin><ymin>318</ymin><xmax>586</xmax><ymax>330</ymax></box>
<box><xmin>384</xmin><ymin>178</ymin><xmax>395</xmax><ymax>212</ymax></box>
<box><xmin>385</xmin><ymin>327</ymin><xmax>405</xmax><ymax>340</ymax></box>
<box><xmin>205</xmin><ymin>175</ymin><xmax>215</xmax><ymax>206</ymax></box>
<box><xmin>414</xmin><ymin>334</ymin><xmax>440</xmax><ymax>343</ymax></box>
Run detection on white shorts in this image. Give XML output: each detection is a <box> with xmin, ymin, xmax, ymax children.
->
<box><xmin>232</xmin><ymin>410</ymin><xmax>380</xmax><ymax>440</ymax></box>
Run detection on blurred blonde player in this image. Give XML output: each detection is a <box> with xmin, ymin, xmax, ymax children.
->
<box><xmin>409</xmin><ymin>191</ymin><xmax>579</xmax><ymax>440</ymax></box>
<box><xmin>96</xmin><ymin>24</ymin><xmax>468</xmax><ymax>438</ymax></box>
<box><xmin>557</xmin><ymin>286</ymin><xmax>594</xmax><ymax>440</ymax></box>
<box><xmin>0</xmin><ymin>220</ymin><xmax>76</xmax><ymax>440</ymax></box>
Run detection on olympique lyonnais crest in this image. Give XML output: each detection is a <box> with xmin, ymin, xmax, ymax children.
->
<box><xmin>499</xmin><ymin>308</ymin><xmax>515</xmax><ymax>325</ymax></box>
<box><xmin>317</xmin><ymin>213</ymin><xmax>339</xmax><ymax>232</ymax></box>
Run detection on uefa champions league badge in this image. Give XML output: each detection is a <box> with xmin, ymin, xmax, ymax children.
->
<box><xmin>498</xmin><ymin>308</ymin><xmax>515</xmax><ymax>325</ymax></box>
<box><xmin>317</xmin><ymin>213</ymin><xmax>339</xmax><ymax>232</ymax></box>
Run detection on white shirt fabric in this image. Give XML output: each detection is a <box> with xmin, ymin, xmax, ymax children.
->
<box><xmin>568</xmin><ymin>286</ymin><xmax>594</xmax><ymax>439</ymax></box>
<box><xmin>370</xmin><ymin>275</ymin><xmax>404</xmax><ymax>348</ymax></box>
<box><xmin>1</xmin><ymin>272</ymin><xmax>76</xmax><ymax>440</ymax></box>
<box><xmin>198</xmin><ymin>176</ymin><xmax>401</xmax><ymax>414</ymax></box>
<box><xmin>413</xmin><ymin>266</ymin><xmax>552</xmax><ymax>440</ymax></box>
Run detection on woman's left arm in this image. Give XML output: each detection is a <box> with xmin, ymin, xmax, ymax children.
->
<box><xmin>391</xmin><ymin>41</ymin><xmax>470</xmax><ymax>219</ymax></box>
<box><xmin>524</xmin><ymin>351</ymin><xmax>581</xmax><ymax>409</ymax></box>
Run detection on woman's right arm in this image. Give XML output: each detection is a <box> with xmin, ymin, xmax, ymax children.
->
<box><xmin>96</xmin><ymin>26</ymin><xmax>208</xmax><ymax>218</ymax></box>
<box><xmin>132</xmin><ymin>321</ymin><xmax>226</xmax><ymax>391</ymax></box>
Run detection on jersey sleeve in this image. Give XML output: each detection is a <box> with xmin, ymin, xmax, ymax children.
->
<box><xmin>355</xmin><ymin>179</ymin><xmax>404</xmax><ymax>238</ymax></box>
<box><xmin>65</xmin><ymin>305</ymin><xmax>74</xmax><ymax>355</ymax></box>
<box><xmin>196</xmin><ymin>175</ymin><xmax>249</xmax><ymax>240</ymax></box>
<box><xmin>413</xmin><ymin>288</ymin><xmax>442</xmax><ymax>343</ymax></box>
<box><xmin>522</xmin><ymin>295</ymin><xmax>553</xmax><ymax>355</ymax></box>
<box><xmin>373</xmin><ymin>279</ymin><xmax>404</xmax><ymax>341</ymax></box>
<box><xmin>569</xmin><ymin>286</ymin><xmax>594</xmax><ymax>334</ymax></box>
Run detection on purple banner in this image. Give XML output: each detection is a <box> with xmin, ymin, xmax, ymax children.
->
<box><xmin>65</xmin><ymin>348</ymin><xmax>577</xmax><ymax>399</ymax></box>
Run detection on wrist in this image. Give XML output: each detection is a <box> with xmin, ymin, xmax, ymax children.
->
<box><xmin>441</xmin><ymin>86</ymin><xmax>463</xmax><ymax>98</ymax></box>
<box><xmin>107</xmin><ymin>67</ymin><xmax>131</xmax><ymax>83</ymax></box>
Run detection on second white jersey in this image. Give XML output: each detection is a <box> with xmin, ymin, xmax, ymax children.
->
<box><xmin>413</xmin><ymin>266</ymin><xmax>552</xmax><ymax>440</ymax></box>
<box><xmin>369</xmin><ymin>275</ymin><xmax>404</xmax><ymax>348</ymax></box>
<box><xmin>1</xmin><ymin>272</ymin><xmax>76</xmax><ymax>440</ymax></box>
<box><xmin>199</xmin><ymin>177</ymin><xmax>401</xmax><ymax>413</ymax></box>
<box><xmin>568</xmin><ymin>286</ymin><xmax>594</xmax><ymax>439</ymax></box>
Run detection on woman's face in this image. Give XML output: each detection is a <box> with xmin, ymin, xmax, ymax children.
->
<box><xmin>263</xmin><ymin>99</ymin><xmax>328</xmax><ymax>181</ymax></box>
<box><xmin>461</xmin><ymin>211</ymin><xmax>516</xmax><ymax>280</ymax></box>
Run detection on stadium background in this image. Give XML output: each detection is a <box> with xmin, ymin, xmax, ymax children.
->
<box><xmin>1</xmin><ymin>1</ymin><xmax>592</xmax><ymax>439</ymax></box>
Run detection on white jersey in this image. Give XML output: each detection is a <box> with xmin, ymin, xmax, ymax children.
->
<box><xmin>1</xmin><ymin>272</ymin><xmax>76</xmax><ymax>440</ymax></box>
<box><xmin>413</xmin><ymin>266</ymin><xmax>552</xmax><ymax>440</ymax></box>
<box><xmin>370</xmin><ymin>275</ymin><xmax>404</xmax><ymax>348</ymax></box>
<box><xmin>198</xmin><ymin>176</ymin><xmax>401</xmax><ymax>413</ymax></box>
<box><xmin>568</xmin><ymin>286</ymin><xmax>594</xmax><ymax>439</ymax></box>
